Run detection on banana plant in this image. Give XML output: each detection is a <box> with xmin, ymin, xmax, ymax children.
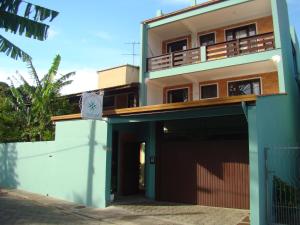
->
<box><xmin>0</xmin><ymin>0</ymin><xmax>59</xmax><ymax>61</ymax></box>
<box><xmin>7</xmin><ymin>55</ymin><xmax>75</xmax><ymax>141</ymax></box>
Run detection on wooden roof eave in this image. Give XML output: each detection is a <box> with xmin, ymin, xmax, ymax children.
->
<box><xmin>51</xmin><ymin>95</ymin><xmax>256</xmax><ymax>122</ymax></box>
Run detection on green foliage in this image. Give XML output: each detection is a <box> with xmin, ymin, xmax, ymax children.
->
<box><xmin>273</xmin><ymin>176</ymin><xmax>300</xmax><ymax>206</ymax></box>
<box><xmin>0</xmin><ymin>82</ymin><xmax>23</xmax><ymax>142</ymax></box>
<box><xmin>0</xmin><ymin>55</ymin><xmax>75</xmax><ymax>142</ymax></box>
<box><xmin>0</xmin><ymin>0</ymin><xmax>59</xmax><ymax>61</ymax></box>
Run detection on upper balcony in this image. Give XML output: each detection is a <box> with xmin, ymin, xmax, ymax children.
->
<box><xmin>148</xmin><ymin>32</ymin><xmax>275</xmax><ymax>72</ymax></box>
<box><xmin>144</xmin><ymin>0</ymin><xmax>276</xmax><ymax>75</ymax></box>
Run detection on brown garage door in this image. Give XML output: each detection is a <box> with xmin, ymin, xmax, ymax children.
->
<box><xmin>157</xmin><ymin>139</ymin><xmax>249</xmax><ymax>209</ymax></box>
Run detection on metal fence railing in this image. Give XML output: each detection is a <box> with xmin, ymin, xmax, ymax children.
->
<box><xmin>266</xmin><ymin>147</ymin><xmax>300</xmax><ymax>225</ymax></box>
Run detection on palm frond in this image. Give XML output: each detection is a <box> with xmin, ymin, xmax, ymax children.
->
<box><xmin>0</xmin><ymin>0</ymin><xmax>59</xmax><ymax>22</ymax></box>
<box><xmin>0</xmin><ymin>10</ymin><xmax>49</xmax><ymax>40</ymax></box>
<box><xmin>26</xmin><ymin>60</ymin><xmax>41</xmax><ymax>87</ymax></box>
<box><xmin>56</xmin><ymin>72</ymin><xmax>75</xmax><ymax>85</ymax></box>
<box><xmin>43</xmin><ymin>54</ymin><xmax>61</xmax><ymax>84</ymax></box>
<box><xmin>0</xmin><ymin>34</ymin><xmax>31</xmax><ymax>61</ymax></box>
<box><xmin>0</xmin><ymin>0</ymin><xmax>22</xmax><ymax>14</ymax></box>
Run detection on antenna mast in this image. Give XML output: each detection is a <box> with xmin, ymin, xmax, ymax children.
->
<box><xmin>123</xmin><ymin>41</ymin><xmax>140</xmax><ymax>65</ymax></box>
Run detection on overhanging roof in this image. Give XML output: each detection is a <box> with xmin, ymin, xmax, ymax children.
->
<box><xmin>51</xmin><ymin>95</ymin><xmax>256</xmax><ymax>122</ymax></box>
<box><xmin>143</xmin><ymin>0</ymin><xmax>224</xmax><ymax>24</ymax></box>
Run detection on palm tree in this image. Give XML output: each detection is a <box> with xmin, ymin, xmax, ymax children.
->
<box><xmin>0</xmin><ymin>0</ymin><xmax>59</xmax><ymax>61</ymax></box>
<box><xmin>8</xmin><ymin>55</ymin><xmax>75</xmax><ymax>141</ymax></box>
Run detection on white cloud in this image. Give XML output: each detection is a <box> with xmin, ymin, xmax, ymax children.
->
<box><xmin>47</xmin><ymin>27</ymin><xmax>59</xmax><ymax>40</ymax></box>
<box><xmin>0</xmin><ymin>67</ymin><xmax>98</xmax><ymax>95</ymax></box>
<box><xmin>0</xmin><ymin>69</ymin><xmax>13</xmax><ymax>83</ymax></box>
<box><xmin>0</xmin><ymin>68</ymin><xmax>30</xmax><ymax>85</ymax></box>
<box><xmin>60</xmin><ymin>68</ymin><xmax>99</xmax><ymax>95</ymax></box>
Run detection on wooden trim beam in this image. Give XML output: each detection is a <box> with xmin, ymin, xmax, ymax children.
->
<box><xmin>51</xmin><ymin>113</ymin><xmax>81</xmax><ymax>122</ymax></box>
<box><xmin>103</xmin><ymin>95</ymin><xmax>256</xmax><ymax>116</ymax></box>
<box><xmin>51</xmin><ymin>95</ymin><xmax>257</xmax><ymax>122</ymax></box>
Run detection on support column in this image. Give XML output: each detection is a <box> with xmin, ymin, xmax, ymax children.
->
<box><xmin>145</xmin><ymin>122</ymin><xmax>156</xmax><ymax>199</ymax></box>
<box><xmin>139</xmin><ymin>23</ymin><xmax>149</xmax><ymax>106</ymax></box>
<box><xmin>105</xmin><ymin>122</ymin><xmax>113</xmax><ymax>206</ymax></box>
<box><xmin>248</xmin><ymin>106</ymin><xmax>266</xmax><ymax>225</ymax></box>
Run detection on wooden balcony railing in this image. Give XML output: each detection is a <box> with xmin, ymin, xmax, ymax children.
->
<box><xmin>206</xmin><ymin>32</ymin><xmax>275</xmax><ymax>60</ymax></box>
<box><xmin>147</xmin><ymin>32</ymin><xmax>275</xmax><ymax>72</ymax></box>
<box><xmin>147</xmin><ymin>47</ymin><xmax>201</xmax><ymax>72</ymax></box>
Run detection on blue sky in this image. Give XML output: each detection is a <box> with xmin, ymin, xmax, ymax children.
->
<box><xmin>0</xmin><ymin>0</ymin><xmax>299</xmax><ymax>94</ymax></box>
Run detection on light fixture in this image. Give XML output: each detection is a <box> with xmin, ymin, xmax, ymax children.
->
<box><xmin>163</xmin><ymin>126</ymin><xmax>169</xmax><ymax>134</ymax></box>
<box><xmin>272</xmin><ymin>55</ymin><xmax>281</xmax><ymax>64</ymax></box>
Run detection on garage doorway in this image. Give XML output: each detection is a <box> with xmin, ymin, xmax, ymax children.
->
<box><xmin>156</xmin><ymin>115</ymin><xmax>249</xmax><ymax>209</ymax></box>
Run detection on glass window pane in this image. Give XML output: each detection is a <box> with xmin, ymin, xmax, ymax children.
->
<box><xmin>252</xmin><ymin>82</ymin><xmax>261</xmax><ymax>95</ymax></box>
<box><xmin>167</xmin><ymin>88</ymin><xmax>189</xmax><ymax>103</ymax></box>
<box><xmin>200</xmin><ymin>33</ymin><xmax>215</xmax><ymax>46</ymax></box>
<box><xmin>201</xmin><ymin>84</ymin><xmax>218</xmax><ymax>99</ymax></box>
<box><xmin>103</xmin><ymin>95</ymin><xmax>115</xmax><ymax>108</ymax></box>
<box><xmin>226</xmin><ymin>24</ymin><xmax>257</xmax><ymax>41</ymax></box>
<box><xmin>128</xmin><ymin>93</ymin><xmax>137</xmax><ymax>107</ymax></box>
<box><xmin>249</xmin><ymin>24</ymin><xmax>257</xmax><ymax>36</ymax></box>
<box><xmin>167</xmin><ymin>39</ymin><xmax>188</xmax><ymax>53</ymax></box>
<box><xmin>228</xmin><ymin>79</ymin><xmax>261</xmax><ymax>96</ymax></box>
<box><xmin>236</xmin><ymin>30</ymin><xmax>248</xmax><ymax>39</ymax></box>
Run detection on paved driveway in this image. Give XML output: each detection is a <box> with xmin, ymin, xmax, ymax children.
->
<box><xmin>0</xmin><ymin>189</ymin><xmax>249</xmax><ymax>225</ymax></box>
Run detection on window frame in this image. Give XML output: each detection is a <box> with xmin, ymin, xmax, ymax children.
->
<box><xmin>162</xmin><ymin>35</ymin><xmax>190</xmax><ymax>54</ymax></box>
<box><xmin>224</xmin><ymin>23</ymin><xmax>258</xmax><ymax>41</ymax></box>
<box><xmin>166</xmin><ymin>39</ymin><xmax>188</xmax><ymax>53</ymax></box>
<box><xmin>164</xmin><ymin>84</ymin><xmax>193</xmax><ymax>103</ymax></box>
<box><xmin>103</xmin><ymin>95</ymin><xmax>116</xmax><ymax>110</ymax></box>
<box><xmin>198</xmin><ymin>32</ymin><xmax>216</xmax><ymax>47</ymax></box>
<box><xmin>227</xmin><ymin>77</ymin><xmax>263</xmax><ymax>96</ymax></box>
<box><xmin>199</xmin><ymin>83</ymin><xmax>219</xmax><ymax>100</ymax></box>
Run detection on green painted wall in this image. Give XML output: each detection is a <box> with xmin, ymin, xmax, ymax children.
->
<box><xmin>145</xmin><ymin>122</ymin><xmax>156</xmax><ymax>199</ymax></box>
<box><xmin>0</xmin><ymin>120</ymin><xmax>110</xmax><ymax>208</ymax></box>
<box><xmin>248</xmin><ymin>94</ymin><xmax>300</xmax><ymax>225</ymax></box>
<box><xmin>139</xmin><ymin>23</ymin><xmax>148</xmax><ymax>106</ymax></box>
<box><xmin>248</xmin><ymin>1</ymin><xmax>300</xmax><ymax>225</ymax></box>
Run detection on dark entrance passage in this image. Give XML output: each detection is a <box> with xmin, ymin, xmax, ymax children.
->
<box><xmin>111</xmin><ymin>131</ymin><xmax>145</xmax><ymax>199</ymax></box>
<box><xmin>156</xmin><ymin>115</ymin><xmax>250</xmax><ymax>209</ymax></box>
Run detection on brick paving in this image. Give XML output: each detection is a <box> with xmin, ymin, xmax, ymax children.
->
<box><xmin>0</xmin><ymin>189</ymin><xmax>249</xmax><ymax>225</ymax></box>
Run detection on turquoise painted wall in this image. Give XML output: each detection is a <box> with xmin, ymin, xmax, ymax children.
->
<box><xmin>0</xmin><ymin>120</ymin><xmax>110</xmax><ymax>208</ymax></box>
<box><xmin>248</xmin><ymin>94</ymin><xmax>300</xmax><ymax>225</ymax></box>
<box><xmin>248</xmin><ymin>1</ymin><xmax>300</xmax><ymax>225</ymax></box>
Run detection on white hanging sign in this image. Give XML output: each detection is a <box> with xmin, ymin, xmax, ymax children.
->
<box><xmin>80</xmin><ymin>91</ymin><xmax>104</xmax><ymax>120</ymax></box>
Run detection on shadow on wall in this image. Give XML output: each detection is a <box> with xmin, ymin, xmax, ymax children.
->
<box><xmin>86</xmin><ymin>120</ymin><xmax>96</xmax><ymax>206</ymax></box>
<box><xmin>0</xmin><ymin>143</ymin><xmax>19</xmax><ymax>188</ymax></box>
<box><xmin>72</xmin><ymin>120</ymin><xmax>97</xmax><ymax>207</ymax></box>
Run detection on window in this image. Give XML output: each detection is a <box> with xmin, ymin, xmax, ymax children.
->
<box><xmin>128</xmin><ymin>93</ymin><xmax>137</xmax><ymax>107</ymax></box>
<box><xmin>199</xmin><ymin>33</ymin><xmax>216</xmax><ymax>46</ymax></box>
<box><xmin>103</xmin><ymin>95</ymin><xmax>115</xmax><ymax>109</ymax></box>
<box><xmin>167</xmin><ymin>88</ymin><xmax>189</xmax><ymax>103</ymax></box>
<box><xmin>167</xmin><ymin>39</ymin><xmax>187</xmax><ymax>53</ymax></box>
<box><xmin>200</xmin><ymin>84</ymin><xmax>218</xmax><ymax>99</ymax></box>
<box><xmin>228</xmin><ymin>79</ymin><xmax>261</xmax><ymax>96</ymax></box>
<box><xmin>226</xmin><ymin>24</ymin><xmax>256</xmax><ymax>41</ymax></box>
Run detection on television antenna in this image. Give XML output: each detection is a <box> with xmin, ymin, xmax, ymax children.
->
<box><xmin>123</xmin><ymin>41</ymin><xmax>140</xmax><ymax>65</ymax></box>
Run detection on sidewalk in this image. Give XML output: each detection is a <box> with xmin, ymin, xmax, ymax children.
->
<box><xmin>0</xmin><ymin>189</ymin><xmax>249</xmax><ymax>225</ymax></box>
